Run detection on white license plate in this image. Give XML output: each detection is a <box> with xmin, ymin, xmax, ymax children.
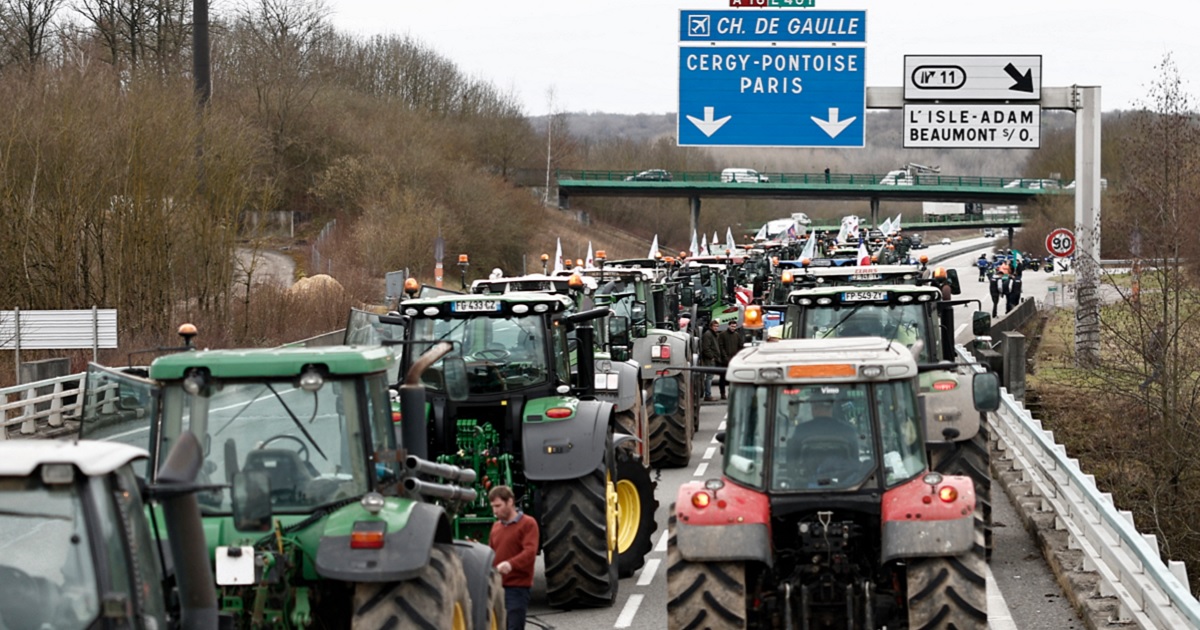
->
<box><xmin>454</xmin><ymin>300</ymin><xmax>498</xmax><ymax>313</ymax></box>
<box><xmin>843</xmin><ymin>291</ymin><xmax>887</xmax><ymax>302</ymax></box>
<box><xmin>852</xmin><ymin>273</ymin><xmax>882</xmax><ymax>281</ymax></box>
<box><xmin>215</xmin><ymin>546</ymin><xmax>256</xmax><ymax>585</ymax></box>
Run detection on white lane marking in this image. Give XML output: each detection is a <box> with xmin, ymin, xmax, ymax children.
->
<box><xmin>956</xmin><ymin>323</ymin><xmax>968</xmax><ymax>337</ymax></box>
<box><xmin>693</xmin><ymin>462</ymin><xmax>709</xmax><ymax>477</ymax></box>
<box><xmin>718</xmin><ymin>420</ymin><xmax>726</xmax><ymax>431</ymax></box>
<box><xmin>987</xmin><ymin>566</ymin><xmax>1018</xmax><ymax>630</ymax></box>
<box><xmin>636</xmin><ymin>558</ymin><xmax>661</xmax><ymax>586</ymax></box>
<box><xmin>614</xmin><ymin>594</ymin><xmax>644</xmax><ymax>628</ymax></box>
<box><xmin>703</xmin><ymin>447</ymin><xmax>716</xmax><ymax>460</ymax></box>
<box><xmin>655</xmin><ymin>529</ymin><xmax>670</xmax><ymax>552</ymax></box>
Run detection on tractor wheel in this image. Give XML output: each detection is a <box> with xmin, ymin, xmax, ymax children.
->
<box><xmin>648</xmin><ymin>374</ymin><xmax>692</xmax><ymax>468</ymax></box>
<box><xmin>542</xmin><ymin>436</ymin><xmax>618</xmax><ymax>609</ymax></box>
<box><xmin>616</xmin><ymin>446</ymin><xmax>659</xmax><ymax>578</ymax></box>
<box><xmin>666</xmin><ymin>510</ymin><xmax>747</xmax><ymax>630</ymax></box>
<box><xmin>486</xmin><ymin>568</ymin><xmax>506</xmax><ymax>630</ymax></box>
<box><xmin>352</xmin><ymin>544</ymin><xmax>470</xmax><ymax>630</ymax></box>
<box><xmin>930</xmin><ymin>420</ymin><xmax>992</xmax><ymax>559</ymax></box>
<box><xmin>907</xmin><ymin>528</ymin><xmax>988</xmax><ymax>630</ymax></box>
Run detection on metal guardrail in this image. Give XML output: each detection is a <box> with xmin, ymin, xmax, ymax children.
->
<box><xmin>556</xmin><ymin>169</ymin><xmax>1066</xmax><ymax>190</ymax></box>
<box><xmin>958</xmin><ymin>345</ymin><xmax>1200</xmax><ymax>629</ymax></box>
<box><xmin>0</xmin><ymin>373</ymin><xmax>86</xmax><ymax>439</ymax></box>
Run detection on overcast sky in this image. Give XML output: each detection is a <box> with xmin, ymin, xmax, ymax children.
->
<box><xmin>327</xmin><ymin>0</ymin><xmax>1192</xmax><ymax>116</ymax></box>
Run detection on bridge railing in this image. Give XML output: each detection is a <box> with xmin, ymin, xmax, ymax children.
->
<box><xmin>556</xmin><ymin>169</ymin><xmax>1062</xmax><ymax>189</ymax></box>
<box><xmin>0</xmin><ymin>373</ymin><xmax>87</xmax><ymax>439</ymax></box>
<box><xmin>958</xmin><ymin>345</ymin><xmax>1200</xmax><ymax>629</ymax></box>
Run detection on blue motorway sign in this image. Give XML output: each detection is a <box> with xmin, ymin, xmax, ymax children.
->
<box><xmin>680</xmin><ymin>10</ymin><xmax>866</xmax><ymax>44</ymax></box>
<box><xmin>677</xmin><ymin>47</ymin><xmax>865</xmax><ymax>147</ymax></box>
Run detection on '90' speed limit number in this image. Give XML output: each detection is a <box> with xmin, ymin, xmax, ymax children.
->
<box><xmin>1045</xmin><ymin>228</ymin><xmax>1075</xmax><ymax>258</ymax></box>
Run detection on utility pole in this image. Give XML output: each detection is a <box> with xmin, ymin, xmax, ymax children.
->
<box><xmin>543</xmin><ymin>88</ymin><xmax>555</xmax><ymax>206</ymax></box>
<box><xmin>193</xmin><ymin>0</ymin><xmax>210</xmax><ymax>107</ymax></box>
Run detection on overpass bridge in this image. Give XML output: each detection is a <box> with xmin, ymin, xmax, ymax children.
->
<box><xmin>556</xmin><ymin>169</ymin><xmax>1071</xmax><ymax>232</ymax></box>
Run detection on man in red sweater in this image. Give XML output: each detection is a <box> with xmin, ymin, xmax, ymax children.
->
<box><xmin>488</xmin><ymin>485</ymin><xmax>540</xmax><ymax>629</ymax></box>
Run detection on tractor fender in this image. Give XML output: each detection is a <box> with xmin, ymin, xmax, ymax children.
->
<box><xmin>523</xmin><ymin>400</ymin><xmax>614</xmax><ymax>481</ymax></box>
<box><xmin>315</xmin><ymin>500</ymin><xmax>451</xmax><ymax>582</ymax></box>
<box><xmin>593</xmin><ymin>359</ymin><xmax>641</xmax><ymax>412</ymax></box>
<box><xmin>673</xmin><ymin>480</ymin><xmax>772</xmax><ymax>566</ymax></box>
<box><xmin>449</xmin><ymin>540</ymin><xmax>497</xmax><ymax>630</ymax></box>
<box><xmin>881</xmin><ymin>473</ymin><xmax>976</xmax><ymax>563</ymax></box>
<box><xmin>920</xmin><ymin>369</ymin><xmax>979</xmax><ymax>443</ymax></box>
<box><xmin>634</xmin><ymin>329</ymin><xmax>691</xmax><ymax>380</ymax></box>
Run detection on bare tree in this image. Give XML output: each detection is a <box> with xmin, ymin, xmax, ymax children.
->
<box><xmin>0</xmin><ymin>0</ymin><xmax>65</xmax><ymax>70</ymax></box>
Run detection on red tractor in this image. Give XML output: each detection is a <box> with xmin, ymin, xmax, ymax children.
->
<box><xmin>667</xmin><ymin>337</ymin><xmax>1000</xmax><ymax>629</ymax></box>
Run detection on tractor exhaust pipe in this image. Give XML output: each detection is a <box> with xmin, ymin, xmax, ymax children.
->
<box><xmin>404</xmin><ymin>477</ymin><xmax>478</xmax><ymax>503</ymax></box>
<box><xmin>405</xmin><ymin>455</ymin><xmax>477</xmax><ymax>484</ymax></box>
<box><xmin>155</xmin><ymin>431</ymin><xmax>219</xmax><ymax>630</ymax></box>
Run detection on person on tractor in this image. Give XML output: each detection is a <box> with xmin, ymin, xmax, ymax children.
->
<box><xmin>778</xmin><ymin>392</ymin><xmax>864</xmax><ymax>489</ymax></box>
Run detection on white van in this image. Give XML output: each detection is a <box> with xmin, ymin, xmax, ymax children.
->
<box><xmin>721</xmin><ymin>168</ymin><xmax>769</xmax><ymax>183</ymax></box>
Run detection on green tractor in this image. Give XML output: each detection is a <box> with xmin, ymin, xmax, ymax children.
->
<box><xmin>389</xmin><ymin>291</ymin><xmax>659</xmax><ymax>606</ymax></box>
<box><xmin>80</xmin><ymin>343</ymin><xmax>504</xmax><ymax>629</ymax></box>
<box><xmin>777</xmin><ymin>281</ymin><xmax>997</xmax><ymax>557</ymax></box>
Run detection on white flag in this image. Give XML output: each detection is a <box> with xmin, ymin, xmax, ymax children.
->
<box><xmin>701</xmin><ymin>234</ymin><xmax>709</xmax><ymax>256</ymax></box>
<box><xmin>800</xmin><ymin>234</ymin><xmax>817</xmax><ymax>260</ymax></box>
<box><xmin>892</xmin><ymin>213</ymin><xmax>902</xmax><ymax>234</ymax></box>
<box><xmin>726</xmin><ymin>228</ymin><xmax>736</xmax><ymax>253</ymax></box>
<box><xmin>648</xmin><ymin>234</ymin><xmax>659</xmax><ymax>259</ymax></box>
<box><xmin>553</xmin><ymin>238</ymin><xmax>564</xmax><ymax>274</ymax></box>
<box><xmin>879</xmin><ymin>217</ymin><xmax>893</xmax><ymax>235</ymax></box>
<box><xmin>690</xmin><ymin>230</ymin><xmax>699</xmax><ymax>257</ymax></box>
<box><xmin>586</xmin><ymin>242</ymin><xmax>594</xmax><ymax>268</ymax></box>
<box><xmin>753</xmin><ymin>223</ymin><xmax>768</xmax><ymax>240</ymax></box>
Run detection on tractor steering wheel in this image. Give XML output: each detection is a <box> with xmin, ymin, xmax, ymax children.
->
<box><xmin>258</xmin><ymin>434</ymin><xmax>310</xmax><ymax>463</ymax></box>
<box><xmin>475</xmin><ymin>347</ymin><xmax>510</xmax><ymax>361</ymax></box>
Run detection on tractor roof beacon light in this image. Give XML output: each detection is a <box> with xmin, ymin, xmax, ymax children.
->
<box><xmin>404</xmin><ymin>277</ymin><xmax>420</xmax><ymax>298</ymax></box>
<box><xmin>177</xmin><ymin>323</ymin><xmax>198</xmax><ymax>348</ymax></box>
<box><xmin>743</xmin><ymin>305</ymin><xmax>764</xmax><ymax>329</ymax></box>
<box><xmin>541</xmin><ymin>253</ymin><xmax>549</xmax><ymax>274</ymax></box>
<box><xmin>458</xmin><ymin>254</ymin><xmax>471</xmax><ymax>289</ymax></box>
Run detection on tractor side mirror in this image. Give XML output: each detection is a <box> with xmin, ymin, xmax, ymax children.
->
<box><xmin>231</xmin><ymin>471</ymin><xmax>273</xmax><ymax>532</ymax></box>
<box><xmin>680</xmin><ymin>288</ymin><xmax>694</xmax><ymax>307</ymax></box>
<box><xmin>946</xmin><ymin>269</ymin><xmax>962</xmax><ymax>295</ymax></box>
<box><xmin>972</xmin><ymin>311</ymin><xmax>991</xmax><ymax>336</ymax></box>
<box><xmin>972</xmin><ymin>371</ymin><xmax>1001</xmax><ymax>412</ymax></box>
<box><xmin>609</xmin><ymin>316</ymin><xmax>631</xmax><ymax>348</ymax></box>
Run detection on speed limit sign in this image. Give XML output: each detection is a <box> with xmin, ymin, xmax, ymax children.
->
<box><xmin>1045</xmin><ymin>228</ymin><xmax>1076</xmax><ymax>257</ymax></box>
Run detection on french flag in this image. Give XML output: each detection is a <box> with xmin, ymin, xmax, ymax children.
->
<box><xmin>857</xmin><ymin>237</ymin><xmax>871</xmax><ymax>266</ymax></box>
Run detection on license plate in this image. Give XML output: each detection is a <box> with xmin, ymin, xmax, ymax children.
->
<box><xmin>852</xmin><ymin>273</ymin><xmax>882</xmax><ymax>281</ymax></box>
<box><xmin>215</xmin><ymin>546</ymin><xmax>256</xmax><ymax>585</ymax></box>
<box><xmin>453</xmin><ymin>300</ymin><xmax>499</xmax><ymax>313</ymax></box>
<box><xmin>843</xmin><ymin>291</ymin><xmax>887</xmax><ymax>302</ymax></box>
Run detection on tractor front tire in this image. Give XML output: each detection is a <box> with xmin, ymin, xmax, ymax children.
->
<box><xmin>616</xmin><ymin>447</ymin><xmax>659</xmax><ymax>578</ymax></box>
<box><xmin>666</xmin><ymin>510</ymin><xmax>747</xmax><ymax>630</ymax></box>
<box><xmin>907</xmin><ymin>528</ymin><xmax>988</xmax><ymax>630</ymax></box>
<box><xmin>352</xmin><ymin>544</ymin><xmax>471</xmax><ymax>630</ymax></box>
<box><xmin>542</xmin><ymin>451</ymin><xmax>618</xmax><ymax>609</ymax></box>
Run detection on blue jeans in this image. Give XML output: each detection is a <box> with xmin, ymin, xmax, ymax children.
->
<box><xmin>505</xmin><ymin>586</ymin><xmax>531</xmax><ymax>630</ymax></box>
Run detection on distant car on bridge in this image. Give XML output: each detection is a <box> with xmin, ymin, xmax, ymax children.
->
<box><xmin>721</xmin><ymin>167</ymin><xmax>769</xmax><ymax>183</ymax></box>
<box><xmin>625</xmin><ymin>169</ymin><xmax>672</xmax><ymax>181</ymax></box>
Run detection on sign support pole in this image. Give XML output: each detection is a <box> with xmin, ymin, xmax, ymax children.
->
<box><xmin>1073</xmin><ymin>86</ymin><xmax>1102</xmax><ymax>367</ymax></box>
<box><xmin>689</xmin><ymin>197</ymin><xmax>701</xmax><ymax>248</ymax></box>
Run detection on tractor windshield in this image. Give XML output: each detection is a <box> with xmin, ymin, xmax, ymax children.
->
<box><xmin>410</xmin><ymin>314</ymin><xmax>550</xmax><ymax>395</ymax></box>
<box><xmin>0</xmin><ymin>477</ymin><xmax>100</xmax><ymax>630</ymax></box>
<box><xmin>157</xmin><ymin>374</ymin><xmax>393</xmax><ymax>515</ymax></box>
<box><xmin>799</xmin><ymin>303</ymin><xmax>932</xmax><ymax>362</ymax></box>
<box><xmin>770</xmin><ymin>384</ymin><xmax>876</xmax><ymax>491</ymax></box>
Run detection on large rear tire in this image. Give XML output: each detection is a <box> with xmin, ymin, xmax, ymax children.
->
<box><xmin>666</xmin><ymin>510</ymin><xmax>747</xmax><ymax>630</ymax></box>
<box><xmin>907</xmin><ymin>528</ymin><xmax>987</xmax><ymax>630</ymax></box>
<box><xmin>541</xmin><ymin>440</ymin><xmax>618</xmax><ymax>609</ymax></box>
<box><xmin>616</xmin><ymin>447</ymin><xmax>659</xmax><ymax>578</ymax></box>
<box><xmin>930</xmin><ymin>420</ymin><xmax>993</xmax><ymax>559</ymax></box>
<box><xmin>352</xmin><ymin>544</ymin><xmax>471</xmax><ymax>630</ymax></box>
<box><xmin>486</xmin><ymin>568</ymin><xmax>506</xmax><ymax>630</ymax></box>
<box><xmin>648</xmin><ymin>374</ymin><xmax>692</xmax><ymax>468</ymax></box>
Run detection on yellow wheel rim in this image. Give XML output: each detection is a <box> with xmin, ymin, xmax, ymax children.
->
<box><xmin>605</xmin><ymin>469</ymin><xmax>619</xmax><ymax>561</ymax></box>
<box><xmin>616</xmin><ymin>479</ymin><xmax>641</xmax><ymax>554</ymax></box>
<box><xmin>452</xmin><ymin>601</ymin><xmax>467</xmax><ymax>630</ymax></box>
<box><xmin>490</xmin><ymin>609</ymin><xmax>499</xmax><ymax>630</ymax></box>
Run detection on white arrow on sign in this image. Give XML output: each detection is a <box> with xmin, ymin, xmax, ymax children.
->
<box><xmin>686</xmin><ymin>107</ymin><xmax>731</xmax><ymax>137</ymax></box>
<box><xmin>811</xmin><ymin>107</ymin><xmax>856</xmax><ymax>139</ymax></box>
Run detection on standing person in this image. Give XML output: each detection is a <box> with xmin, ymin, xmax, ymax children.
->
<box><xmin>987</xmin><ymin>267</ymin><xmax>1002</xmax><ymax>318</ymax></box>
<box><xmin>488</xmin><ymin>486</ymin><xmax>539</xmax><ymax>630</ymax></box>
<box><xmin>717</xmin><ymin>320</ymin><xmax>745</xmax><ymax>400</ymax></box>
<box><xmin>701</xmin><ymin>319</ymin><xmax>723</xmax><ymax>402</ymax></box>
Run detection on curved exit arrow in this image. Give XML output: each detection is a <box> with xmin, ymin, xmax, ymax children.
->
<box><xmin>811</xmin><ymin>107</ymin><xmax>856</xmax><ymax>138</ymax></box>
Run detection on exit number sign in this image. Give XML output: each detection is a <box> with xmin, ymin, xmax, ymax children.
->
<box><xmin>730</xmin><ymin>0</ymin><xmax>816</xmax><ymax>7</ymax></box>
